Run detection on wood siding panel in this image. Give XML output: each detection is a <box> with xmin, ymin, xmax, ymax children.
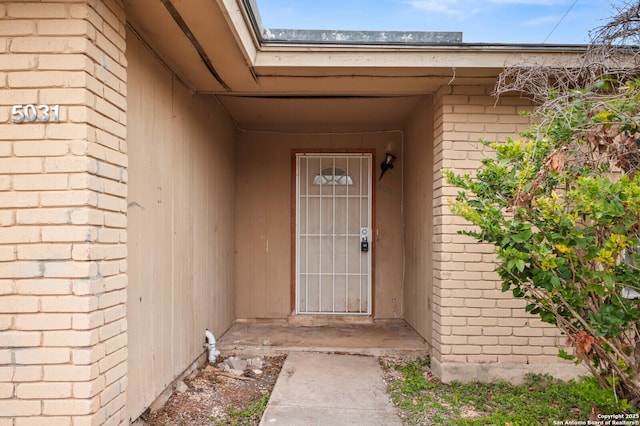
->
<box><xmin>126</xmin><ymin>32</ymin><xmax>236</xmax><ymax>421</ymax></box>
<box><xmin>403</xmin><ymin>96</ymin><xmax>434</xmax><ymax>343</ymax></box>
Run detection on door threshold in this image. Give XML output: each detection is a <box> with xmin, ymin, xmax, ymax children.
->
<box><xmin>287</xmin><ymin>315</ymin><xmax>374</xmax><ymax>326</ymax></box>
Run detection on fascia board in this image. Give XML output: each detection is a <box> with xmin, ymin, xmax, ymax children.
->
<box><xmin>252</xmin><ymin>48</ymin><xmax>587</xmax><ymax>71</ymax></box>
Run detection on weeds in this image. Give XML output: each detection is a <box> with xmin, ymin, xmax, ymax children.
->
<box><xmin>226</xmin><ymin>393</ymin><xmax>270</xmax><ymax>426</ymax></box>
<box><xmin>384</xmin><ymin>357</ymin><xmax>634</xmax><ymax>425</ymax></box>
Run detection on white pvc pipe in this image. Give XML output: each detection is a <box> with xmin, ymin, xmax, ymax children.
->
<box><xmin>205</xmin><ymin>329</ymin><xmax>220</xmax><ymax>363</ymax></box>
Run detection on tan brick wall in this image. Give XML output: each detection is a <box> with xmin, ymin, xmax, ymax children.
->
<box><xmin>431</xmin><ymin>85</ymin><xmax>582</xmax><ymax>382</ymax></box>
<box><xmin>0</xmin><ymin>1</ymin><xmax>127</xmax><ymax>424</ymax></box>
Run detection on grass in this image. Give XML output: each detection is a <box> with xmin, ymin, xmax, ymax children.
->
<box><xmin>383</xmin><ymin>356</ymin><xmax>633</xmax><ymax>425</ymax></box>
<box><xmin>225</xmin><ymin>393</ymin><xmax>270</xmax><ymax>426</ymax></box>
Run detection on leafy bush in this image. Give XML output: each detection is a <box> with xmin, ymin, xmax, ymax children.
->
<box><xmin>446</xmin><ymin>79</ymin><xmax>640</xmax><ymax>405</ymax></box>
<box><xmin>573</xmin><ymin>376</ymin><xmax>633</xmax><ymax>413</ymax></box>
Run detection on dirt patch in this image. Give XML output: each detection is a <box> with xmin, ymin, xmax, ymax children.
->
<box><xmin>145</xmin><ymin>355</ymin><xmax>286</xmax><ymax>426</ymax></box>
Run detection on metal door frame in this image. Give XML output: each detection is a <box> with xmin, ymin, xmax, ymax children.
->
<box><xmin>291</xmin><ymin>150</ymin><xmax>376</xmax><ymax>316</ymax></box>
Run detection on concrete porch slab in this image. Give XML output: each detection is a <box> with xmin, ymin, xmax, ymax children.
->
<box><xmin>216</xmin><ymin>319</ymin><xmax>429</xmax><ymax>357</ymax></box>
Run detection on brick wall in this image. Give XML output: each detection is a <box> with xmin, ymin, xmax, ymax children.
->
<box><xmin>0</xmin><ymin>1</ymin><xmax>128</xmax><ymax>425</ymax></box>
<box><xmin>431</xmin><ymin>85</ymin><xmax>582</xmax><ymax>383</ymax></box>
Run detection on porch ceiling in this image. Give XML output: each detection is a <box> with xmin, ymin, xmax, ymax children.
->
<box><xmin>216</xmin><ymin>95</ymin><xmax>424</xmax><ymax>131</ymax></box>
<box><xmin>125</xmin><ymin>0</ymin><xmax>584</xmax><ymax>130</ymax></box>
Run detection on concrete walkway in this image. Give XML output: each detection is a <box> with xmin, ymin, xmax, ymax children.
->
<box><xmin>259</xmin><ymin>352</ymin><xmax>403</xmax><ymax>426</ymax></box>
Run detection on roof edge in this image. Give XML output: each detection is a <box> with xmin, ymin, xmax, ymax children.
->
<box><xmin>259</xmin><ymin>40</ymin><xmax>589</xmax><ymax>52</ymax></box>
<box><xmin>239</xmin><ymin>1</ymin><xmax>589</xmax><ymax>54</ymax></box>
<box><xmin>263</xmin><ymin>28</ymin><xmax>463</xmax><ymax>44</ymax></box>
<box><xmin>242</xmin><ymin>0</ymin><xmax>266</xmax><ymax>39</ymax></box>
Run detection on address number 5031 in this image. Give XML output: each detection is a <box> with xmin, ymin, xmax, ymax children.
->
<box><xmin>11</xmin><ymin>104</ymin><xmax>60</xmax><ymax>123</ymax></box>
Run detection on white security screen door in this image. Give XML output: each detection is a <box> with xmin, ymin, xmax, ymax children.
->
<box><xmin>295</xmin><ymin>153</ymin><xmax>372</xmax><ymax>315</ymax></box>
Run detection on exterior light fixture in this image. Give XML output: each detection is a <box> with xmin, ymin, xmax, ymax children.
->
<box><xmin>379</xmin><ymin>153</ymin><xmax>396</xmax><ymax>180</ymax></box>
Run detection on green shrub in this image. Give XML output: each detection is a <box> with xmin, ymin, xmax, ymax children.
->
<box><xmin>446</xmin><ymin>79</ymin><xmax>640</xmax><ymax>405</ymax></box>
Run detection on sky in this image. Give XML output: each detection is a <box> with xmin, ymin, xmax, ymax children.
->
<box><xmin>254</xmin><ymin>0</ymin><xmax>619</xmax><ymax>45</ymax></box>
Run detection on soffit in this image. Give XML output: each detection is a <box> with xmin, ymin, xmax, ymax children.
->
<box><xmin>125</xmin><ymin>1</ymin><xmax>227</xmax><ymax>92</ymax></box>
<box><xmin>248</xmin><ymin>65</ymin><xmax>501</xmax><ymax>96</ymax></box>
<box><xmin>126</xmin><ymin>0</ymin><xmax>259</xmax><ymax>93</ymax></box>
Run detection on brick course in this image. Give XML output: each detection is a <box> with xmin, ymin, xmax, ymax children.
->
<box><xmin>0</xmin><ymin>1</ymin><xmax>127</xmax><ymax>424</ymax></box>
<box><xmin>431</xmin><ymin>84</ymin><xmax>578</xmax><ymax>382</ymax></box>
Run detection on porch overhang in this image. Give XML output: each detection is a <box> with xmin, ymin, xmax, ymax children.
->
<box><xmin>126</xmin><ymin>0</ymin><xmax>586</xmax><ymax>129</ymax></box>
